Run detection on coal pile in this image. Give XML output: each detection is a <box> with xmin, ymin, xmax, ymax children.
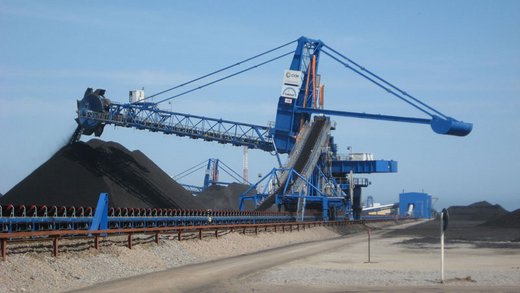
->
<box><xmin>447</xmin><ymin>201</ymin><xmax>508</xmax><ymax>221</ymax></box>
<box><xmin>388</xmin><ymin>201</ymin><xmax>520</xmax><ymax>247</ymax></box>
<box><xmin>0</xmin><ymin>139</ymin><xmax>204</xmax><ymax>209</ymax></box>
<box><xmin>195</xmin><ymin>183</ymin><xmax>255</xmax><ymax>210</ymax></box>
<box><xmin>480</xmin><ymin>208</ymin><xmax>520</xmax><ymax>229</ymax></box>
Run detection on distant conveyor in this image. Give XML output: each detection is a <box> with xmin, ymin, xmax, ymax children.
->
<box><xmin>256</xmin><ymin>116</ymin><xmax>331</xmax><ymax>211</ymax></box>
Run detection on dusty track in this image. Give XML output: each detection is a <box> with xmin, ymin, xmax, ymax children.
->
<box><xmin>72</xmin><ymin>220</ymin><xmax>520</xmax><ymax>293</ymax></box>
<box><xmin>71</xmin><ymin>221</ymin><xmax>409</xmax><ymax>293</ymax></box>
<box><xmin>72</xmin><ymin>235</ymin><xmax>359</xmax><ymax>293</ymax></box>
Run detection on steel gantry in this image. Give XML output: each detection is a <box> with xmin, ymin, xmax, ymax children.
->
<box><xmin>72</xmin><ymin>36</ymin><xmax>472</xmax><ymax>220</ymax></box>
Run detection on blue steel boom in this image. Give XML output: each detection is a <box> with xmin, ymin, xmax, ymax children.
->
<box><xmin>73</xmin><ymin>36</ymin><xmax>472</xmax><ymax>153</ymax></box>
<box><xmin>77</xmin><ymin>100</ymin><xmax>275</xmax><ymax>152</ymax></box>
<box><xmin>72</xmin><ymin>36</ymin><xmax>472</xmax><ymax>220</ymax></box>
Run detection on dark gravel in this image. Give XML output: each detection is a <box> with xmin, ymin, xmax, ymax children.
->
<box><xmin>448</xmin><ymin>201</ymin><xmax>508</xmax><ymax>221</ymax></box>
<box><xmin>480</xmin><ymin>208</ymin><xmax>520</xmax><ymax>229</ymax></box>
<box><xmin>194</xmin><ymin>183</ymin><xmax>255</xmax><ymax>210</ymax></box>
<box><xmin>387</xmin><ymin>201</ymin><xmax>520</xmax><ymax>248</ymax></box>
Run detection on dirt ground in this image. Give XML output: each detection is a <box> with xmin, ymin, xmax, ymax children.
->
<box><xmin>71</xmin><ymin>220</ymin><xmax>520</xmax><ymax>293</ymax></box>
<box><xmin>1</xmin><ymin>219</ymin><xmax>519</xmax><ymax>292</ymax></box>
<box><xmin>233</xmin><ymin>223</ymin><xmax>519</xmax><ymax>292</ymax></box>
<box><xmin>0</xmin><ymin>225</ymin><xmax>344</xmax><ymax>293</ymax></box>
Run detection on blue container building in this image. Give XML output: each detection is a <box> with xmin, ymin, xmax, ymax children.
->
<box><xmin>399</xmin><ymin>192</ymin><xmax>432</xmax><ymax>219</ymax></box>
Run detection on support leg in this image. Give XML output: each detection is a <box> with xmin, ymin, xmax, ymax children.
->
<box><xmin>53</xmin><ymin>237</ymin><xmax>59</xmax><ymax>257</ymax></box>
<box><xmin>1</xmin><ymin>239</ymin><xmax>6</xmax><ymax>260</ymax></box>
<box><xmin>94</xmin><ymin>235</ymin><xmax>100</xmax><ymax>250</ymax></box>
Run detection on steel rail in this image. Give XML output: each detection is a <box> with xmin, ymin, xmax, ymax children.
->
<box><xmin>0</xmin><ymin>218</ymin><xmax>404</xmax><ymax>260</ymax></box>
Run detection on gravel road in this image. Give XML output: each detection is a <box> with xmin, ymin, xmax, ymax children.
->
<box><xmin>0</xmin><ymin>225</ymin><xmax>342</xmax><ymax>293</ymax></box>
<box><xmin>2</xmin><ymin>220</ymin><xmax>518</xmax><ymax>293</ymax></box>
<box><xmin>74</xmin><ymin>220</ymin><xmax>520</xmax><ymax>293</ymax></box>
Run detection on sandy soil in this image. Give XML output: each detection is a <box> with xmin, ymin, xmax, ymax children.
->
<box><xmin>2</xmin><ymin>220</ymin><xmax>518</xmax><ymax>292</ymax></box>
<box><xmin>0</xmin><ymin>226</ymin><xmax>342</xmax><ymax>293</ymax></box>
<box><xmin>71</xmin><ymin>220</ymin><xmax>520</xmax><ymax>293</ymax></box>
<box><xmin>237</xmin><ymin>224</ymin><xmax>520</xmax><ymax>292</ymax></box>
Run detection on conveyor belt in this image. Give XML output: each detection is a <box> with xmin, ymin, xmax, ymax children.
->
<box><xmin>256</xmin><ymin>116</ymin><xmax>330</xmax><ymax>211</ymax></box>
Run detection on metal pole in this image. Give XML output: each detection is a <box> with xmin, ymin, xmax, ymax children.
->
<box><xmin>367</xmin><ymin>228</ymin><xmax>371</xmax><ymax>263</ymax></box>
<box><xmin>349</xmin><ymin>170</ymin><xmax>354</xmax><ymax>219</ymax></box>
<box><xmin>243</xmin><ymin>146</ymin><xmax>249</xmax><ymax>183</ymax></box>
<box><xmin>441</xmin><ymin>212</ymin><xmax>445</xmax><ymax>283</ymax></box>
<box><xmin>1</xmin><ymin>239</ymin><xmax>7</xmax><ymax>260</ymax></box>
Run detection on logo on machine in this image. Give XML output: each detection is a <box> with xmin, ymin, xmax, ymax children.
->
<box><xmin>282</xmin><ymin>85</ymin><xmax>300</xmax><ymax>98</ymax></box>
<box><xmin>285</xmin><ymin>71</ymin><xmax>300</xmax><ymax>79</ymax></box>
<box><xmin>281</xmin><ymin>70</ymin><xmax>303</xmax><ymax>99</ymax></box>
<box><xmin>282</xmin><ymin>87</ymin><xmax>298</xmax><ymax>99</ymax></box>
<box><xmin>283</xmin><ymin>70</ymin><xmax>303</xmax><ymax>86</ymax></box>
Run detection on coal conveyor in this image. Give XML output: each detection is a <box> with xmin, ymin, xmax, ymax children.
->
<box><xmin>70</xmin><ymin>36</ymin><xmax>472</xmax><ymax>221</ymax></box>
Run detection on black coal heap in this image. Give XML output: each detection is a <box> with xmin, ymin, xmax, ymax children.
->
<box><xmin>1</xmin><ymin>139</ymin><xmax>204</xmax><ymax>209</ymax></box>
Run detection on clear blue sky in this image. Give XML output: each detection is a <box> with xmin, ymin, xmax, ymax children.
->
<box><xmin>1</xmin><ymin>0</ymin><xmax>519</xmax><ymax>210</ymax></box>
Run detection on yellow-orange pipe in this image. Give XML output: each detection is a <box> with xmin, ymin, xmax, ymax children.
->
<box><xmin>319</xmin><ymin>84</ymin><xmax>324</xmax><ymax>109</ymax></box>
<box><xmin>312</xmin><ymin>55</ymin><xmax>317</xmax><ymax>109</ymax></box>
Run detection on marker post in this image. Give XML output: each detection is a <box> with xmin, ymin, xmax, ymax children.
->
<box><xmin>440</xmin><ymin>208</ymin><xmax>449</xmax><ymax>283</ymax></box>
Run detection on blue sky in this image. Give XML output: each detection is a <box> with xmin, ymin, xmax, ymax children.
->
<box><xmin>1</xmin><ymin>0</ymin><xmax>519</xmax><ymax>210</ymax></box>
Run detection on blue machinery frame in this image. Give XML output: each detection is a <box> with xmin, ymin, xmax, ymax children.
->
<box><xmin>173</xmin><ymin>158</ymin><xmax>251</xmax><ymax>194</ymax></box>
<box><xmin>72</xmin><ymin>36</ymin><xmax>472</xmax><ymax>221</ymax></box>
<box><xmin>1</xmin><ymin>194</ymin><xmax>301</xmax><ymax>233</ymax></box>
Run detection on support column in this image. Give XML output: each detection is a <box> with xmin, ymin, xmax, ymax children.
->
<box><xmin>127</xmin><ymin>234</ymin><xmax>133</xmax><ymax>249</ymax></box>
<box><xmin>1</xmin><ymin>239</ymin><xmax>6</xmax><ymax>260</ymax></box>
<box><xmin>94</xmin><ymin>235</ymin><xmax>100</xmax><ymax>250</ymax></box>
<box><xmin>53</xmin><ymin>237</ymin><xmax>59</xmax><ymax>257</ymax></box>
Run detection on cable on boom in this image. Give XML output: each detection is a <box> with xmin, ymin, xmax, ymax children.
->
<box><xmin>322</xmin><ymin>45</ymin><xmax>448</xmax><ymax>119</ymax></box>
<box><xmin>218</xmin><ymin>161</ymin><xmax>251</xmax><ymax>185</ymax></box>
<box><xmin>321</xmin><ymin>49</ymin><xmax>434</xmax><ymax>118</ymax></box>
<box><xmin>172</xmin><ymin>160</ymin><xmax>209</xmax><ymax>181</ymax></box>
<box><xmin>140</xmin><ymin>39</ymin><xmax>298</xmax><ymax>104</ymax></box>
<box><xmin>154</xmin><ymin>50</ymin><xmax>295</xmax><ymax>105</ymax></box>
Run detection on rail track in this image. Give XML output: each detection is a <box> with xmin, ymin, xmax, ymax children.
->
<box><xmin>0</xmin><ymin>218</ymin><xmax>403</xmax><ymax>260</ymax></box>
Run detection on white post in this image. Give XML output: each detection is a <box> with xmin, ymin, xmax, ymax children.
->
<box><xmin>441</xmin><ymin>211</ymin><xmax>445</xmax><ymax>283</ymax></box>
<box><xmin>349</xmin><ymin>170</ymin><xmax>354</xmax><ymax>218</ymax></box>
<box><xmin>367</xmin><ymin>228</ymin><xmax>371</xmax><ymax>263</ymax></box>
<box><xmin>301</xmin><ymin>178</ymin><xmax>307</xmax><ymax>222</ymax></box>
<box><xmin>243</xmin><ymin>146</ymin><xmax>249</xmax><ymax>183</ymax></box>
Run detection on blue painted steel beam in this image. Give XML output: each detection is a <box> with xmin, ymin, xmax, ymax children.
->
<box><xmin>89</xmin><ymin>193</ymin><xmax>108</xmax><ymax>231</ymax></box>
<box><xmin>331</xmin><ymin>160</ymin><xmax>397</xmax><ymax>175</ymax></box>
<box><xmin>0</xmin><ymin>215</ymin><xmax>297</xmax><ymax>233</ymax></box>
<box><xmin>78</xmin><ymin>102</ymin><xmax>276</xmax><ymax>152</ymax></box>
<box><xmin>296</xmin><ymin>107</ymin><xmax>431</xmax><ymax>124</ymax></box>
<box><xmin>297</xmin><ymin>107</ymin><xmax>472</xmax><ymax>136</ymax></box>
<box><xmin>181</xmin><ymin>184</ymin><xmax>204</xmax><ymax>194</ymax></box>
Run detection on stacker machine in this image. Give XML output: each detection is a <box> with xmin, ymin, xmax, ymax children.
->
<box><xmin>73</xmin><ymin>36</ymin><xmax>472</xmax><ymax>220</ymax></box>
